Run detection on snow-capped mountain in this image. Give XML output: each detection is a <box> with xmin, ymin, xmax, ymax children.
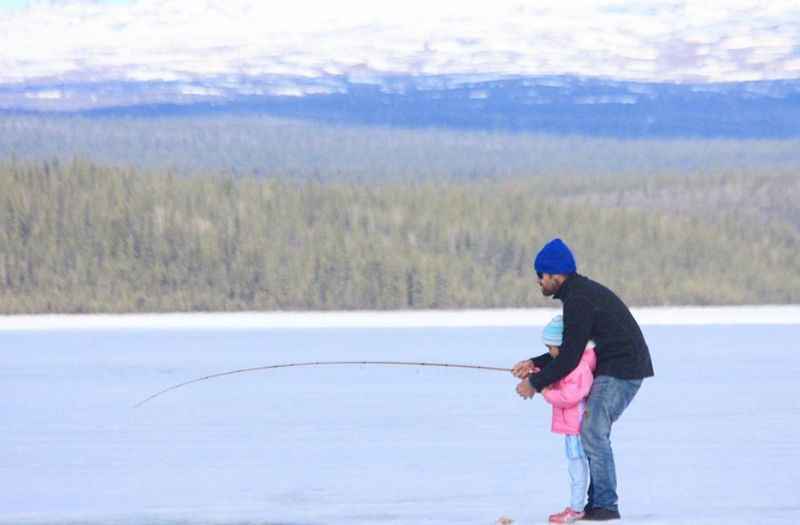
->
<box><xmin>4</xmin><ymin>0</ymin><xmax>800</xmax><ymax>85</ymax></box>
<box><xmin>1</xmin><ymin>0</ymin><xmax>799</xmax><ymax>137</ymax></box>
<box><xmin>3</xmin><ymin>74</ymin><xmax>800</xmax><ymax>138</ymax></box>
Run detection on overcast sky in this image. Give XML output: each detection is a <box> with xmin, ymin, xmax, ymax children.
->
<box><xmin>2</xmin><ymin>0</ymin><xmax>799</xmax><ymax>84</ymax></box>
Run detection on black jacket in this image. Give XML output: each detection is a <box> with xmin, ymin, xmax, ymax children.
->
<box><xmin>528</xmin><ymin>273</ymin><xmax>654</xmax><ymax>392</ymax></box>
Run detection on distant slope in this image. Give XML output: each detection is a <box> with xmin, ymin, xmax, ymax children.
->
<box><xmin>2</xmin><ymin>75</ymin><xmax>800</xmax><ymax>138</ymax></box>
<box><xmin>2</xmin><ymin>114</ymin><xmax>800</xmax><ymax>182</ymax></box>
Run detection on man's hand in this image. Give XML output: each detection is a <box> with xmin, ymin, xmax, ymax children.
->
<box><xmin>516</xmin><ymin>379</ymin><xmax>536</xmax><ymax>399</ymax></box>
<box><xmin>512</xmin><ymin>359</ymin><xmax>536</xmax><ymax>379</ymax></box>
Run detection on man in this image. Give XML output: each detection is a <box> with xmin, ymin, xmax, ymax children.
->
<box><xmin>513</xmin><ymin>238</ymin><xmax>654</xmax><ymax>521</ymax></box>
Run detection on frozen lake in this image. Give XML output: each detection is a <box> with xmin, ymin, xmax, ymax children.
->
<box><xmin>2</xmin><ymin>318</ymin><xmax>800</xmax><ymax>524</ymax></box>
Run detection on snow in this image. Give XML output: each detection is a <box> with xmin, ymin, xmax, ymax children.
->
<box><xmin>1</xmin><ymin>310</ymin><xmax>799</xmax><ymax>524</ymax></box>
<box><xmin>178</xmin><ymin>85</ymin><xmax>223</xmax><ymax>96</ymax></box>
<box><xmin>574</xmin><ymin>95</ymin><xmax>638</xmax><ymax>105</ymax></box>
<box><xmin>2</xmin><ymin>0</ymin><xmax>800</xmax><ymax>84</ymax></box>
<box><xmin>124</xmin><ymin>69</ymin><xmax>188</xmax><ymax>81</ymax></box>
<box><xmin>24</xmin><ymin>89</ymin><xmax>63</xmax><ymax>99</ymax></box>
<box><xmin>1</xmin><ymin>305</ymin><xmax>798</xmax><ymax>331</ymax></box>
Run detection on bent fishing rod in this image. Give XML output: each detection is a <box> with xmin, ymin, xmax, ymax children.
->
<box><xmin>134</xmin><ymin>360</ymin><xmax>512</xmax><ymax>408</ymax></box>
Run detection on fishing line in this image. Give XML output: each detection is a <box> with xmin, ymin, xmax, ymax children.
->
<box><xmin>134</xmin><ymin>360</ymin><xmax>512</xmax><ymax>408</ymax></box>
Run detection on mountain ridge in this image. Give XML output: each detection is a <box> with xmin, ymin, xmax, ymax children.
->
<box><xmin>3</xmin><ymin>75</ymin><xmax>800</xmax><ymax>138</ymax></box>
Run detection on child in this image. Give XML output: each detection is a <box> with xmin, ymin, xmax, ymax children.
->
<box><xmin>540</xmin><ymin>315</ymin><xmax>597</xmax><ymax>524</ymax></box>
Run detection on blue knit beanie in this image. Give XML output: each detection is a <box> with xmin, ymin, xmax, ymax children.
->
<box><xmin>534</xmin><ymin>238</ymin><xmax>577</xmax><ymax>275</ymax></box>
<box><xmin>542</xmin><ymin>315</ymin><xmax>564</xmax><ymax>346</ymax></box>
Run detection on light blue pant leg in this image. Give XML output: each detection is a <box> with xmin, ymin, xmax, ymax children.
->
<box><xmin>580</xmin><ymin>375</ymin><xmax>642</xmax><ymax>512</ymax></box>
<box><xmin>565</xmin><ymin>434</ymin><xmax>588</xmax><ymax>512</ymax></box>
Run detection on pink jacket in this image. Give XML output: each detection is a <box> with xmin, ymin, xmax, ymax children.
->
<box><xmin>541</xmin><ymin>346</ymin><xmax>597</xmax><ymax>435</ymax></box>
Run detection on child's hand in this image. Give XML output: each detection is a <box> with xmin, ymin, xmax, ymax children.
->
<box><xmin>512</xmin><ymin>359</ymin><xmax>536</xmax><ymax>378</ymax></box>
<box><xmin>515</xmin><ymin>379</ymin><xmax>536</xmax><ymax>399</ymax></box>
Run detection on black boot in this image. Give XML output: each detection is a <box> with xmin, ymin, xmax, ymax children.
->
<box><xmin>581</xmin><ymin>507</ymin><xmax>621</xmax><ymax>521</ymax></box>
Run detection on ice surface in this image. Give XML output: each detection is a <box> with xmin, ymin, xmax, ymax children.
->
<box><xmin>2</xmin><ymin>319</ymin><xmax>799</xmax><ymax>524</ymax></box>
<box><xmin>2</xmin><ymin>305</ymin><xmax>799</xmax><ymax>332</ymax></box>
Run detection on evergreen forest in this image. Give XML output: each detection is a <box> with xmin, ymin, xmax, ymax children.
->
<box><xmin>2</xmin><ymin>121</ymin><xmax>799</xmax><ymax>313</ymax></box>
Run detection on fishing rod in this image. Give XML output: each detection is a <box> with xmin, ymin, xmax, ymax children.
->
<box><xmin>134</xmin><ymin>360</ymin><xmax>512</xmax><ymax>408</ymax></box>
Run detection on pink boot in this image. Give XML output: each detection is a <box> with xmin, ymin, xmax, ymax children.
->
<box><xmin>548</xmin><ymin>507</ymin><xmax>585</xmax><ymax>523</ymax></box>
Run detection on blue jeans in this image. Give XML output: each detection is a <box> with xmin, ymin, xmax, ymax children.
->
<box><xmin>580</xmin><ymin>375</ymin><xmax>643</xmax><ymax>512</ymax></box>
<box><xmin>565</xmin><ymin>434</ymin><xmax>588</xmax><ymax>512</ymax></box>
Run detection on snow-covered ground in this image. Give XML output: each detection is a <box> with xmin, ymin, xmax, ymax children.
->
<box><xmin>3</xmin><ymin>1</ymin><xmax>800</xmax><ymax>85</ymax></box>
<box><xmin>2</xmin><ymin>305</ymin><xmax>799</xmax><ymax>331</ymax></box>
<box><xmin>2</xmin><ymin>308</ymin><xmax>799</xmax><ymax>524</ymax></box>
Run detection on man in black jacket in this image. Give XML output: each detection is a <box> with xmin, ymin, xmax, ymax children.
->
<box><xmin>513</xmin><ymin>238</ymin><xmax>654</xmax><ymax>521</ymax></box>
